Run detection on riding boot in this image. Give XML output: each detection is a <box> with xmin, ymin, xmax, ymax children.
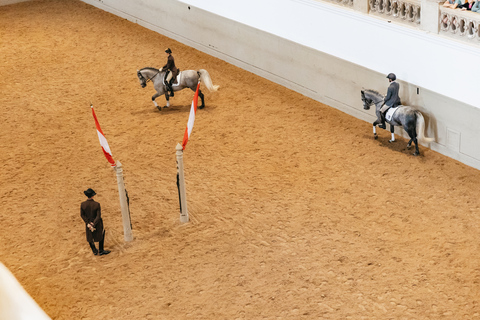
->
<box><xmin>168</xmin><ymin>81</ymin><xmax>174</xmax><ymax>97</ymax></box>
<box><xmin>379</xmin><ymin>113</ymin><xmax>386</xmax><ymax>129</ymax></box>
<box><xmin>98</xmin><ymin>230</ymin><xmax>110</xmax><ymax>256</ymax></box>
<box><xmin>89</xmin><ymin>242</ymin><xmax>98</xmax><ymax>255</ymax></box>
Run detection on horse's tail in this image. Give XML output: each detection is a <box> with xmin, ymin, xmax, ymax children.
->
<box><xmin>198</xmin><ymin>69</ymin><xmax>219</xmax><ymax>92</ymax></box>
<box><xmin>415</xmin><ymin>111</ymin><xmax>434</xmax><ymax>144</ymax></box>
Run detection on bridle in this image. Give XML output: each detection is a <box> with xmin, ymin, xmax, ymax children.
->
<box><xmin>363</xmin><ymin>92</ymin><xmax>383</xmax><ymax>108</ymax></box>
<box><xmin>137</xmin><ymin>69</ymin><xmax>160</xmax><ymax>85</ymax></box>
<box><xmin>366</xmin><ymin>98</ymin><xmax>383</xmax><ymax>106</ymax></box>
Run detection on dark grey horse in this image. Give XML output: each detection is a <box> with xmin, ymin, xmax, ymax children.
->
<box><xmin>361</xmin><ymin>89</ymin><xmax>434</xmax><ymax>156</ymax></box>
<box><xmin>137</xmin><ymin>68</ymin><xmax>219</xmax><ymax>111</ymax></box>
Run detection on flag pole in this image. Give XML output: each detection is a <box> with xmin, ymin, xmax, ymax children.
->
<box><xmin>113</xmin><ymin>160</ymin><xmax>133</xmax><ymax>241</ymax></box>
<box><xmin>176</xmin><ymin>143</ymin><xmax>189</xmax><ymax>223</ymax></box>
<box><xmin>175</xmin><ymin>80</ymin><xmax>200</xmax><ymax>223</ymax></box>
<box><xmin>91</xmin><ymin>104</ymin><xmax>133</xmax><ymax>241</ymax></box>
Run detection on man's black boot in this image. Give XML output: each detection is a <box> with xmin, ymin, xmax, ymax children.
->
<box><xmin>98</xmin><ymin>231</ymin><xmax>111</xmax><ymax>256</ymax></box>
<box><xmin>89</xmin><ymin>242</ymin><xmax>98</xmax><ymax>255</ymax></box>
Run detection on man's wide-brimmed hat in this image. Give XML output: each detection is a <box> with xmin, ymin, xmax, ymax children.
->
<box><xmin>165</xmin><ymin>48</ymin><xmax>172</xmax><ymax>54</ymax></box>
<box><xmin>84</xmin><ymin>188</ymin><xmax>96</xmax><ymax>198</ymax></box>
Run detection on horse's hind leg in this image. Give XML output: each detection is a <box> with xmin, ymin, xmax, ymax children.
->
<box><xmin>389</xmin><ymin>125</ymin><xmax>395</xmax><ymax>143</ymax></box>
<box><xmin>412</xmin><ymin>137</ymin><xmax>419</xmax><ymax>156</ymax></box>
<box><xmin>406</xmin><ymin>126</ymin><xmax>419</xmax><ymax>156</ymax></box>
<box><xmin>407</xmin><ymin>139</ymin><xmax>413</xmax><ymax>149</ymax></box>
<box><xmin>198</xmin><ymin>90</ymin><xmax>205</xmax><ymax>109</ymax></box>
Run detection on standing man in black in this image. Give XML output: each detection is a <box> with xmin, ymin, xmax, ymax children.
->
<box><xmin>379</xmin><ymin>73</ymin><xmax>402</xmax><ymax>129</ymax></box>
<box><xmin>80</xmin><ymin>188</ymin><xmax>111</xmax><ymax>256</ymax></box>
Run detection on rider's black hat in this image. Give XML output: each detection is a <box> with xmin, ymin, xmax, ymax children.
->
<box><xmin>386</xmin><ymin>73</ymin><xmax>396</xmax><ymax>81</ymax></box>
<box><xmin>165</xmin><ymin>48</ymin><xmax>172</xmax><ymax>54</ymax></box>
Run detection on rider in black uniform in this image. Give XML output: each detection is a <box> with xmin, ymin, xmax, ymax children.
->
<box><xmin>160</xmin><ymin>48</ymin><xmax>179</xmax><ymax>97</ymax></box>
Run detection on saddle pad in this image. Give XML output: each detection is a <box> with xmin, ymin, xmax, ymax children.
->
<box><xmin>386</xmin><ymin>106</ymin><xmax>400</xmax><ymax>122</ymax></box>
<box><xmin>163</xmin><ymin>72</ymin><xmax>182</xmax><ymax>87</ymax></box>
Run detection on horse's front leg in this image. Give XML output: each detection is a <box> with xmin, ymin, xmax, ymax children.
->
<box><xmin>152</xmin><ymin>93</ymin><xmax>162</xmax><ymax>111</ymax></box>
<box><xmin>372</xmin><ymin>120</ymin><xmax>380</xmax><ymax>140</ymax></box>
<box><xmin>164</xmin><ymin>94</ymin><xmax>171</xmax><ymax>109</ymax></box>
<box><xmin>389</xmin><ymin>124</ymin><xmax>395</xmax><ymax>143</ymax></box>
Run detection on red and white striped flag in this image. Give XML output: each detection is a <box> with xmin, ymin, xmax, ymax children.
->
<box><xmin>182</xmin><ymin>82</ymin><xmax>200</xmax><ymax>150</ymax></box>
<box><xmin>91</xmin><ymin>105</ymin><xmax>116</xmax><ymax>167</ymax></box>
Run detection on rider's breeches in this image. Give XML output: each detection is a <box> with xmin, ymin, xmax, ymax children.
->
<box><xmin>166</xmin><ymin>71</ymin><xmax>173</xmax><ymax>83</ymax></box>
<box><xmin>380</xmin><ymin>104</ymin><xmax>390</xmax><ymax>113</ymax></box>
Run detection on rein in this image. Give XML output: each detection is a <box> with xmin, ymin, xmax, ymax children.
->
<box><xmin>139</xmin><ymin>69</ymin><xmax>160</xmax><ymax>84</ymax></box>
<box><xmin>365</xmin><ymin>93</ymin><xmax>384</xmax><ymax>107</ymax></box>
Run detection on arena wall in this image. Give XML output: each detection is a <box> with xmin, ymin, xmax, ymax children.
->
<box><xmin>3</xmin><ymin>0</ymin><xmax>479</xmax><ymax>170</ymax></box>
<box><xmin>0</xmin><ymin>0</ymin><xmax>28</xmax><ymax>5</ymax></box>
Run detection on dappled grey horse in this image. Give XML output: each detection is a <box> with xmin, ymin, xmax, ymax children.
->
<box><xmin>361</xmin><ymin>89</ymin><xmax>434</xmax><ymax>156</ymax></box>
<box><xmin>137</xmin><ymin>68</ymin><xmax>219</xmax><ymax>111</ymax></box>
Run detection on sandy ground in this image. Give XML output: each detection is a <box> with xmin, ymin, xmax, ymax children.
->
<box><xmin>1</xmin><ymin>1</ymin><xmax>480</xmax><ymax>319</ymax></box>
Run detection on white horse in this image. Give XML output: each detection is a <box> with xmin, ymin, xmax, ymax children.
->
<box><xmin>137</xmin><ymin>68</ymin><xmax>219</xmax><ymax>111</ymax></box>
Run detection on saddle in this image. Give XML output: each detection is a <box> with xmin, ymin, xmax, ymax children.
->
<box><xmin>163</xmin><ymin>70</ymin><xmax>181</xmax><ymax>86</ymax></box>
<box><xmin>386</xmin><ymin>106</ymin><xmax>400</xmax><ymax>122</ymax></box>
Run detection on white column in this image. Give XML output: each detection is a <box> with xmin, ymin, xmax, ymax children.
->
<box><xmin>354</xmin><ymin>0</ymin><xmax>370</xmax><ymax>13</ymax></box>
<box><xmin>421</xmin><ymin>0</ymin><xmax>441</xmax><ymax>33</ymax></box>
<box><xmin>176</xmin><ymin>143</ymin><xmax>189</xmax><ymax>223</ymax></box>
<box><xmin>114</xmin><ymin>160</ymin><xmax>133</xmax><ymax>241</ymax></box>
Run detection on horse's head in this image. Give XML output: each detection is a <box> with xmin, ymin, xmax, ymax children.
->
<box><xmin>361</xmin><ymin>90</ymin><xmax>372</xmax><ymax>110</ymax></box>
<box><xmin>137</xmin><ymin>70</ymin><xmax>146</xmax><ymax>88</ymax></box>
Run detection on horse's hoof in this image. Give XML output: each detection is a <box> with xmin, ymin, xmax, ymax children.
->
<box><xmin>157</xmin><ymin>106</ymin><xmax>162</xmax><ymax>111</ymax></box>
<box><xmin>407</xmin><ymin>144</ymin><xmax>412</xmax><ymax>149</ymax></box>
<box><xmin>198</xmin><ymin>105</ymin><xmax>205</xmax><ymax>109</ymax></box>
<box><xmin>164</xmin><ymin>105</ymin><xmax>169</xmax><ymax>108</ymax></box>
<box><xmin>389</xmin><ymin>140</ymin><xmax>395</xmax><ymax>143</ymax></box>
<box><xmin>374</xmin><ymin>134</ymin><xmax>378</xmax><ymax>140</ymax></box>
<box><xmin>413</xmin><ymin>152</ymin><xmax>419</xmax><ymax>156</ymax></box>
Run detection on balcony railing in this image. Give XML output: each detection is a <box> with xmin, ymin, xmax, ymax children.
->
<box><xmin>440</xmin><ymin>8</ymin><xmax>480</xmax><ymax>42</ymax></box>
<box><xmin>315</xmin><ymin>0</ymin><xmax>480</xmax><ymax>45</ymax></box>
<box><xmin>369</xmin><ymin>0</ymin><xmax>421</xmax><ymax>25</ymax></box>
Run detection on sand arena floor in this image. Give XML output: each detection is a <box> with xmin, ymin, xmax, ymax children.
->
<box><xmin>1</xmin><ymin>1</ymin><xmax>480</xmax><ymax>319</ymax></box>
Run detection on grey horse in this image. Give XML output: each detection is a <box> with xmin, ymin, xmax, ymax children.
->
<box><xmin>137</xmin><ymin>67</ymin><xmax>219</xmax><ymax>111</ymax></box>
<box><xmin>361</xmin><ymin>89</ymin><xmax>434</xmax><ymax>156</ymax></box>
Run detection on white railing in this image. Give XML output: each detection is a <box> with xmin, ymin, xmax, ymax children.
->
<box><xmin>440</xmin><ymin>8</ymin><xmax>480</xmax><ymax>42</ymax></box>
<box><xmin>316</xmin><ymin>0</ymin><xmax>480</xmax><ymax>45</ymax></box>
<box><xmin>369</xmin><ymin>0</ymin><xmax>421</xmax><ymax>25</ymax></box>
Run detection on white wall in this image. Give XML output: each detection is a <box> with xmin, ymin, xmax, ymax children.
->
<box><xmin>182</xmin><ymin>0</ymin><xmax>479</xmax><ymax>109</ymax></box>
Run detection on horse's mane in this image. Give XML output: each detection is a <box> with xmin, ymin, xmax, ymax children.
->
<box><xmin>365</xmin><ymin>89</ymin><xmax>382</xmax><ymax>96</ymax></box>
<box><xmin>140</xmin><ymin>67</ymin><xmax>160</xmax><ymax>72</ymax></box>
